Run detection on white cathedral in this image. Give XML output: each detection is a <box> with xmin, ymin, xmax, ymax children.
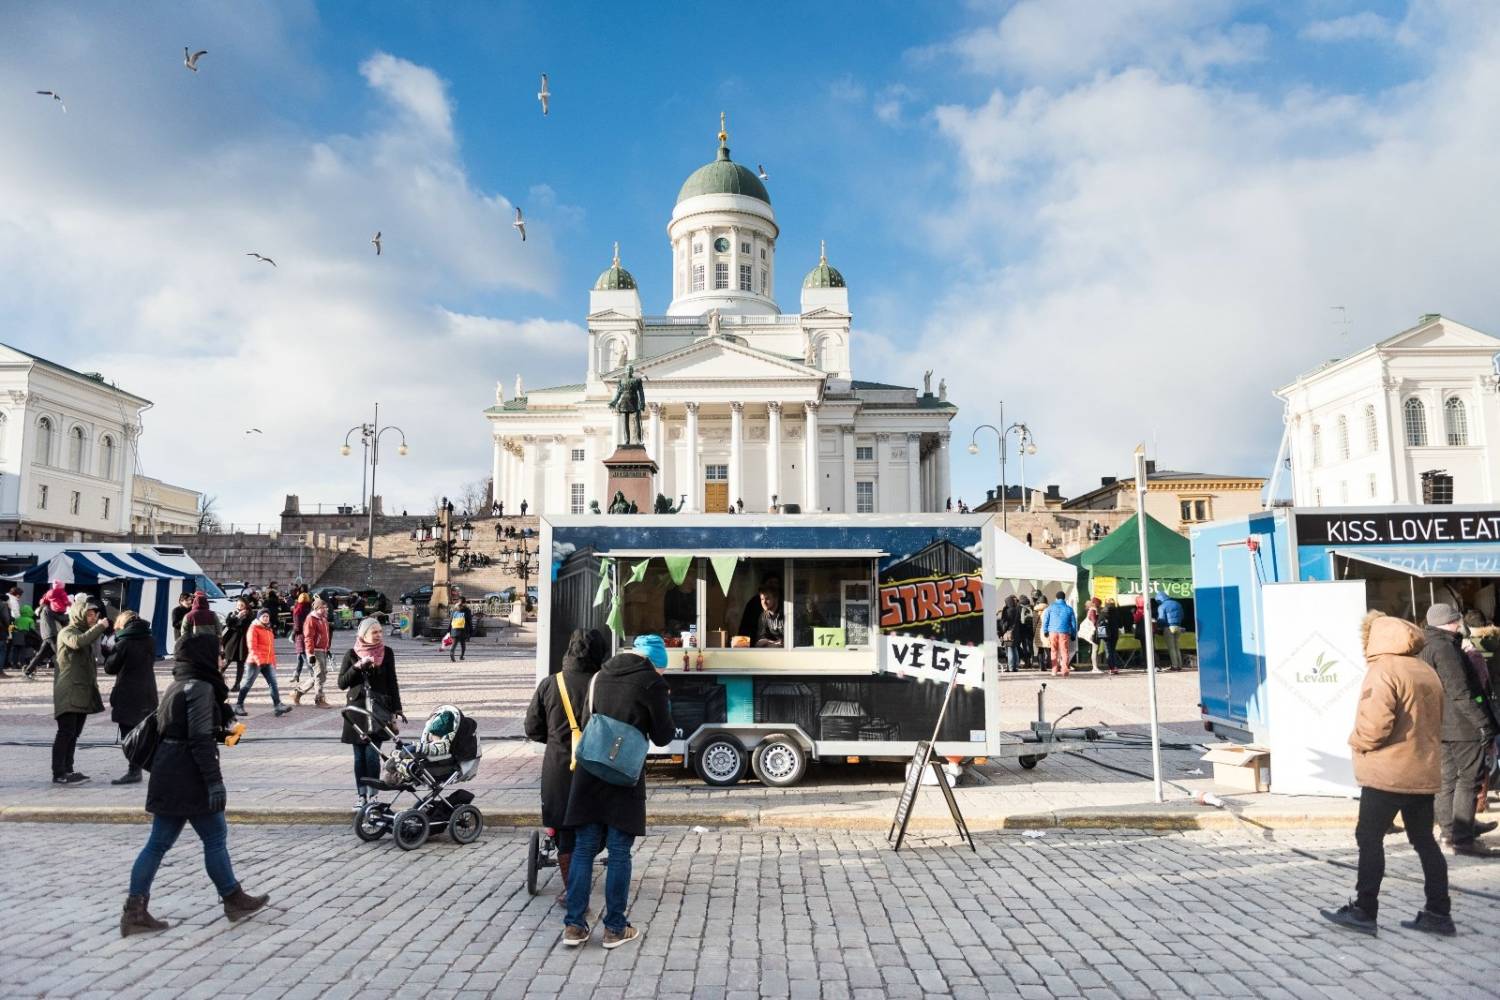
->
<box><xmin>485</xmin><ymin>120</ymin><xmax>957</xmax><ymax>516</ymax></box>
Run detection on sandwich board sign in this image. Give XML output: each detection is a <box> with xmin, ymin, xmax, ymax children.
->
<box><xmin>887</xmin><ymin>658</ymin><xmax>975</xmax><ymax>852</ymax></box>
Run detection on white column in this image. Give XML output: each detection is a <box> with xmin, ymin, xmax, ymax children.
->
<box><xmin>491</xmin><ymin>434</ymin><xmax>504</xmax><ymax>508</ymax></box>
<box><xmin>729</xmin><ymin>402</ymin><xmax>744</xmax><ymax>512</ymax></box>
<box><xmin>937</xmin><ymin>432</ymin><xmax>952</xmax><ymax>511</ymax></box>
<box><xmin>803</xmin><ymin>402</ymin><xmax>820</xmax><ymax>512</ymax></box>
<box><xmin>842</xmin><ymin>426</ymin><xmax>856</xmax><ymax>513</ymax></box>
<box><xmin>684</xmin><ymin>402</ymin><xmax>700</xmax><ymax>513</ymax></box>
<box><xmin>907</xmin><ymin>433</ymin><xmax>922</xmax><ymax>513</ymax></box>
<box><xmin>648</xmin><ymin>402</ymin><xmax>663</xmax><ymax>469</ymax></box>
<box><xmin>766</xmin><ymin>402</ymin><xmax>782</xmax><ymax>510</ymax></box>
<box><xmin>522</xmin><ymin>436</ymin><xmax>540</xmax><ymax>514</ymax></box>
<box><xmin>875</xmin><ymin>433</ymin><xmax>891</xmax><ymax>513</ymax></box>
<box><xmin>582</xmin><ymin>429</ymin><xmax>599</xmax><ymax>512</ymax></box>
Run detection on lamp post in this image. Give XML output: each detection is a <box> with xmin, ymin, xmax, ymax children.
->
<box><xmin>504</xmin><ymin>536</ymin><xmax>539</xmax><ymax>612</ymax></box>
<box><xmin>341</xmin><ymin>403</ymin><xmax>408</xmax><ymax>589</ymax></box>
<box><xmin>967</xmin><ymin>402</ymin><xmax>1037</xmax><ymax>531</ymax></box>
<box><xmin>427</xmin><ymin>498</ymin><xmax>473</xmax><ymax>621</ymax></box>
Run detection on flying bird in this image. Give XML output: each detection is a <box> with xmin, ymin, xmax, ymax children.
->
<box><xmin>245</xmin><ymin>428</ymin><xmax>263</xmax><ymax>435</ymax></box>
<box><xmin>35</xmin><ymin>90</ymin><xmax>66</xmax><ymax>113</ymax></box>
<box><xmin>537</xmin><ymin>73</ymin><xmax>549</xmax><ymax>116</ymax></box>
<box><xmin>184</xmin><ymin>47</ymin><xmax>207</xmax><ymax>72</ymax></box>
<box><xmin>757</xmin><ymin>164</ymin><xmax>769</xmax><ymax>180</ymax></box>
<box><xmin>372</xmin><ymin>231</ymin><xmax>382</xmax><ymax>255</ymax></box>
<box><xmin>246</xmin><ymin>252</ymin><xmax>276</xmax><ymax>267</ymax></box>
<box><xmin>512</xmin><ymin>207</ymin><xmax>526</xmax><ymax>242</ymax></box>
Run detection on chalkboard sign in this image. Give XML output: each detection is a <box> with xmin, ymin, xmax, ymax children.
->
<box><xmin>887</xmin><ymin>740</ymin><xmax>933</xmax><ymax>850</ymax></box>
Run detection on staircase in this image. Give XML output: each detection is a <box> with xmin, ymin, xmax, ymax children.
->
<box><xmin>313</xmin><ymin>515</ymin><xmax>540</xmax><ymax>601</ymax></box>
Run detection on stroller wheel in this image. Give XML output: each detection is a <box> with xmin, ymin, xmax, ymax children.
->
<box><xmin>526</xmin><ymin>829</ymin><xmax>541</xmax><ymax>895</ymax></box>
<box><xmin>393</xmin><ymin>808</ymin><xmax>429</xmax><ymax>851</ymax></box>
<box><xmin>448</xmin><ymin>804</ymin><xmax>483</xmax><ymax>845</ymax></box>
<box><xmin>353</xmin><ymin>802</ymin><xmax>389</xmax><ymax>842</ymax></box>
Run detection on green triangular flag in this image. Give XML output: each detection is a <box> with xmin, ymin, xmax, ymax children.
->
<box><xmin>627</xmin><ymin>558</ymin><xmax>651</xmax><ymax>586</ymax></box>
<box><xmin>606</xmin><ymin>598</ymin><xmax>624</xmax><ymax>637</ymax></box>
<box><xmin>709</xmin><ymin>554</ymin><xmax>738</xmax><ymax>597</ymax></box>
<box><xmin>663</xmin><ymin>555</ymin><xmax>694</xmax><ymax>587</ymax></box>
<box><xmin>593</xmin><ymin>557</ymin><xmax>613</xmax><ymax>607</ymax></box>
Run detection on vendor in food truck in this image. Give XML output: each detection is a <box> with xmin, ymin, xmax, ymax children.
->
<box><xmin>750</xmin><ymin>584</ymin><xmax>785</xmax><ymax>647</ymax></box>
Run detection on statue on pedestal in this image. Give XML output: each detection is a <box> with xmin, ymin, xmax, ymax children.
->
<box><xmin>609</xmin><ymin>363</ymin><xmax>646</xmax><ymax>446</ymax></box>
<box><xmin>608</xmin><ymin>491</ymin><xmax>631</xmax><ymax>514</ymax></box>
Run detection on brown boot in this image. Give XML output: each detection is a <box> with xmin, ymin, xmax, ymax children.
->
<box><xmin>291</xmin><ymin>688</ymin><xmax>302</xmax><ymax>705</ymax></box>
<box><xmin>121</xmin><ymin>894</ymin><xmax>169</xmax><ymax>937</ymax></box>
<box><xmin>555</xmin><ymin>852</ymin><xmax>572</xmax><ymax>904</ymax></box>
<box><xmin>315</xmin><ymin>693</ymin><xmax>330</xmax><ymax>708</ymax></box>
<box><xmin>222</xmin><ymin>887</ymin><xmax>270</xmax><ymax>923</ymax></box>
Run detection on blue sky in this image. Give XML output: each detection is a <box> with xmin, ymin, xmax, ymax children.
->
<box><xmin>4</xmin><ymin>1</ymin><xmax>1499</xmax><ymax>522</ymax></box>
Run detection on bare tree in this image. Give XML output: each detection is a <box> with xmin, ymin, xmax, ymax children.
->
<box><xmin>458</xmin><ymin>478</ymin><xmax>489</xmax><ymax>517</ymax></box>
<box><xmin>197</xmin><ymin>494</ymin><xmax>221</xmax><ymax>533</ymax></box>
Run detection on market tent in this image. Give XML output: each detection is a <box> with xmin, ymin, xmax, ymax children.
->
<box><xmin>1072</xmin><ymin>513</ymin><xmax>1193</xmax><ymax>600</ymax></box>
<box><xmin>22</xmin><ymin>550</ymin><xmax>194</xmax><ymax>657</ymax></box>
<box><xmin>991</xmin><ymin>526</ymin><xmax>1079</xmax><ymax>602</ymax></box>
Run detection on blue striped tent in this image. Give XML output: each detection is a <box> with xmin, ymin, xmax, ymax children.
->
<box><xmin>23</xmin><ymin>550</ymin><xmax>195</xmax><ymax>657</ymax></box>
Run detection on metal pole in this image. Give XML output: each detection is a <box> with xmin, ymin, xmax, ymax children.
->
<box><xmin>366</xmin><ymin>402</ymin><xmax>378</xmax><ymax>589</ymax></box>
<box><xmin>1135</xmin><ymin>448</ymin><xmax>1164</xmax><ymax>803</ymax></box>
<box><xmin>999</xmin><ymin>402</ymin><xmax>1009</xmax><ymax>532</ymax></box>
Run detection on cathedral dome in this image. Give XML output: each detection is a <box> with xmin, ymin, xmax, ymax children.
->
<box><xmin>593</xmin><ymin>243</ymin><xmax>636</xmax><ymax>290</ymax></box>
<box><xmin>802</xmin><ymin>242</ymin><xmax>845</xmax><ymax>288</ymax></box>
<box><xmin>676</xmin><ymin>127</ymin><xmax>770</xmax><ymax>205</ymax></box>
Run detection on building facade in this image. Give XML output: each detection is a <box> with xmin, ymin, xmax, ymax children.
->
<box><xmin>1062</xmin><ymin>462</ymin><xmax>1267</xmax><ymax>534</ymax></box>
<box><xmin>484</xmin><ymin>122</ymin><xmax>957</xmax><ymax>515</ymax></box>
<box><xmin>131</xmin><ymin>475</ymin><xmax>204</xmax><ymax>537</ymax></box>
<box><xmin>0</xmin><ymin>343</ymin><xmax>151</xmax><ymax>541</ymax></box>
<box><xmin>1276</xmin><ymin>315</ymin><xmax>1500</xmax><ymax>506</ymax></box>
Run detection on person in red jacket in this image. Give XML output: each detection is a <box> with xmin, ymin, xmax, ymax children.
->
<box><xmin>294</xmin><ymin>598</ymin><xmax>333</xmax><ymax>708</ymax></box>
<box><xmin>233</xmin><ymin>610</ymin><xmax>292</xmax><ymax>718</ymax></box>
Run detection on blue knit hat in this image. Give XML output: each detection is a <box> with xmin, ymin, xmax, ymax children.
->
<box><xmin>633</xmin><ymin>634</ymin><xmax>668</xmax><ymax>669</ymax></box>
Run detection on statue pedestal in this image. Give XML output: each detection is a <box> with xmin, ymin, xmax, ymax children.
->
<box><xmin>602</xmin><ymin>445</ymin><xmax>658</xmax><ymax>514</ymax></box>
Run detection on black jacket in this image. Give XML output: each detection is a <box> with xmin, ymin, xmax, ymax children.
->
<box><xmin>146</xmin><ymin>636</ymin><xmax>230</xmax><ymax>817</ymax></box>
<box><xmin>170</xmin><ymin>604</ymin><xmax>189</xmax><ymax>639</ymax></box>
<box><xmin>524</xmin><ymin>629</ymin><xmax>605</xmax><ymax>829</ymax></box>
<box><xmin>999</xmin><ymin>602</ymin><xmax>1031</xmax><ymax>643</ymax></box>
<box><xmin>220</xmin><ymin>609</ymin><xmax>251</xmax><ymax>662</ymax></box>
<box><xmin>104</xmin><ymin>618</ymin><xmax>159</xmax><ymax>729</ymax></box>
<box><xmin>562</xmin><ymin>651</ymin><xmax>674</xmax><ymax>837</ymax></box>
<box><xmin>339</xmin><ymin>646</ymin><xmax>403</xmax><ymax>745</ymax></box>
<box><xmin>1421</xmin><ymin>625</ymin><xmax>1497</xmax><ymax>742</ymax></box>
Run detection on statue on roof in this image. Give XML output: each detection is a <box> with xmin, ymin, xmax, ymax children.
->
<box><xmin>707</xmin><ymin>308</ymin><xmax>721</xmax><ymax>339</ymax></box>
<box><xmin>495</xmin><ymin>380</ymin><xmax>505</xmax><ymax>404</ymax></box>
<box><xmin>923</xmin><ymin>370</ymin><xmax>933</xmax><ymax>395</ymax></box>
<box><xmin>939</xmin><ymin>378</ymin><xmax>947</xmax><ymax>401</ymax></box>
<box><xmin>514</xmin><ymin>374</ymin><xmax>524</xmax><ymax>399</ymax></box>
<box><xmin>609</xmin><ymin>363</ymin><xmax>646</xmax><ymax>446</ymax></box>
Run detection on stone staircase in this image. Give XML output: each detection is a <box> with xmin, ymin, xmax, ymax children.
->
<box><xmin>313</xmin><ymin>515</ymin><xmax>540</xmax><ymax>601</ymax></box>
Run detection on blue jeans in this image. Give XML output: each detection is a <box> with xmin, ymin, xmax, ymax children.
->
<box><xmin>566</xmin><ymin>823</ymin><xmax>635</xmax><ymax>934</ymax></box>
<box><xmin>237</xmin><ymin>665</ymin><xmax>282</xmax><ymax>706</ymax></box>
<box><xmin>129</xmin><ymin>812</ymin><xmax>238</xmax><ymax>898</ymax></box>
<box><xmin>1004</xmin><ymin>644</ymin><xmax>1019</xmax><ymax>672</ymax></box>
<box><xmin>353</xmin><ymin>742</ymin><xmax>381</xmax><ymax>794</ymax></box>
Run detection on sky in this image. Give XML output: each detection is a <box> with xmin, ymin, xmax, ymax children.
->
<box><xmin>5</xmin><ymin>1</ymin><xmax>1500</xmax><ymax>524</ymax></box>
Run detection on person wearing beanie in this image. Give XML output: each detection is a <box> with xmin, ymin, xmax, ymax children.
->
<box><xmin>559</xmin><ymin>633</ymin><xmax>673</xmax><ymax>951</ymax></box>
<box><xmin>179</xmin><ymin>592</ymin><xmax>221</xmax><ymax>639</ymax></box>
<box><xmin>51</xmin><ymin>595</ymin><xmax>108</xmax><ymax>784</ymax></box>
<box><xmin>1420</xmin><ymin>603</ymin><xmax>1499</xmax><ymax>857</ymax></box>
<box><xmin>234</xmin><ymin>610</ymin><xmax>292</xmax><ymax>718</ymax></box>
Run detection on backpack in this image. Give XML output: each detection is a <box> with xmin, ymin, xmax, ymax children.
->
<box><xmin>574</xmin><ymin>673</ymin><xmax>648</xmax><ymax>787</ymax></box>
<box><xmin>122</xmin><ymin>710</ymin><xmax>161</xmax><ymax>773</ymax></box>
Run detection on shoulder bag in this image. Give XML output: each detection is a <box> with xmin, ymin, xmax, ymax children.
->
<box><xmin>556</xmin><ymin>673</ymin><xmax>582</xmax><ymax>772</ymax></box>
<box><xmin>574</xmin><ymin>674</ymin><xmax>648</xmax><ymax>787</ymax></box>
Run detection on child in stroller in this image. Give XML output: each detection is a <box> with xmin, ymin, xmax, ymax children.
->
<box><xmin>347</xmin><ymin>703</ymin><xmax>484</xmax><ymax>850</ymax></box>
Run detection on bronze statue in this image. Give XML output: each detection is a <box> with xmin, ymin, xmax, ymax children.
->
<box><xmin>608</xmin><ymin>490</ymin><xmax>631</xmax><ymax>514</ymax></box>
<box><xmin>609</xmin><ymin>363</ymin><xmax>646</xmax><ymax>446</ymax></box>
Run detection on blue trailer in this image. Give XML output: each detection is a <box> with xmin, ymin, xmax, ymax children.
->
<box><xmin>1192</xmin><ymin>505</ymin><xmax>1500</xmax><ymax>740</ymax></box>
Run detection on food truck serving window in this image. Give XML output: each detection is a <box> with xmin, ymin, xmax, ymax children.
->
<box><xmin>792</xmin><ymin>559</ymin><xmax>873</xmax><ymax>648</ymax></box>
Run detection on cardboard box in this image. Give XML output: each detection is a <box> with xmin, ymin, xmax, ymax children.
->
<box><xmin>1200</xmin><ymin>744</ymin><xmax>1271</xmax><ymax>793</ymax></box>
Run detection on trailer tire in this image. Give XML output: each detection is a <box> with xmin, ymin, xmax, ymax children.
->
<box><xmin>750</xmin><ymin>734</ymin><xmax>808</xmax><ymax>787</ymax></box>
<box><xmin>693</xmin><ymin>734</ymin><xmax>748</xmax><ymax>786</ymax></box>
<box><xmin>1018</xmin><ymin>754</ymin><xmax>1046</xmax><ymax>770</ymax></box>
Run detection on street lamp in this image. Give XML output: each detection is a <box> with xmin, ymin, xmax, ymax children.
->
<box><xmin>968</xmin><ymin>402</ymin><xmax>1038</xmax><ymax>532</ymax></box>
<box><xmin>341</xmin><ymin>402</ymin><xmax>408</xmax><ymax>588</ymax></box>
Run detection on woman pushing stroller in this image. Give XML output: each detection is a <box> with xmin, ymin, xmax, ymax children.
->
<box><xmin>524</xmin><ymin>628</ymin><xmax>606</xmax><ymax>902</ymax></box>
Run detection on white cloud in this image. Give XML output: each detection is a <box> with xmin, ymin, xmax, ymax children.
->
<box><xmin>1300</xmin><ymin>12</ymin><xmax>1394</xmax><ymax>43</ymax></box>
<box><xmin>359</xmin><ymin>52</ymin><xmax>453</xmax><ymax>144</ymax></box>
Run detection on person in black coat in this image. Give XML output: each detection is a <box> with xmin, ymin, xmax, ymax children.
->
<box><xmin>561</xmin><ymin>636</ymin><xmax>674</xmax><ymax>950</ymax></box>
<box><xmin>1420</xmin><ymin>605</ymin><xmax>1499</xmax><ymax>854</ymax></box>
<box><xmin>339</xmin><ymin>616</ymin><xmax>405</xmax><ymax>806</ymax></box>
<box><xmin>220</xmin><ymin>597</ymin><xmax>253</xmax><ymax>689</ymax></box>
<box><xmin>524</xmin><ymin>628</ymin><xmax>606</xmax><ymax>902</ymax></box>
<box><xmin>121</xmin><ymin>634</ymin><xmax>268</xmax><ymax>937</ymax></box>
<box><xmin>104</xmin><ymin>612</ymin><xmax>159</xmax><ymax>785</ymax></box>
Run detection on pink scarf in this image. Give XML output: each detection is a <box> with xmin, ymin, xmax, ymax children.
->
<box><xmin>353</xmin><ymin>619</ymin><xmax>385</xmax><ymax>665</ymax></box>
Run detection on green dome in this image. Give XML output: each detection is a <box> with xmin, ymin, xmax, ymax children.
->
<box><xmin>802</xmin><ymin>242</ymin><xmax>845</xmax><ymax>288</ymax></box>
<box><xmin>593</xmin><ymin>244</ymin><xmax>636</xmax><ymax>290</ymax></box>
<box><xmin>677</xmin><ymin>143</ymin><xmax>771</xmax><ymax>205</ymax></box>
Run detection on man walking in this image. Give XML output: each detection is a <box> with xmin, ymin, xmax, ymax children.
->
<box><xmin>1041</xmin><ymin>591</ymin><xmax>1077</xmax><ymax>677</ymax></box>
<box><xmin>295</xmin><ymin>598</ymin><xmax>333</xmax><ymax>708</ymax></box>
<box><xmin>1156</xmin><ymin>589</ymin><xmax>1186</xmax><ymax>671</ymax></box>
<box><xmin>1322</xmin><ymin>613</ymin><xmax>1453</xmax><ymax>935</ymax></box>
<box><xmin>1421</xmin><ymin>603</ymin><xmax>1499</xmax><ymax>856</ymax></box>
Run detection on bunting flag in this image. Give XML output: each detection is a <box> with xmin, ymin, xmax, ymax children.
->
<box><xmin>606</xmin><ymin>597</ymin><xmax>624</xmax><ymax>637</ymax></box>
<box><xmin>593</xmin><ymin>557</ymin><xmax>614</xmax><ymax>607</ymax></box>
<box><xmin>709</xmin><ymin>554</ymin><xmax>739</xmax><ymax>597</ymax></box>
<box><xmin>627</xmin><ymin>558</ymin><xmax>651</xmax><ymax>586</ymax></box>
<box><xmin>664</xmin><ymin>554</ymin><xmax>694</xmax><ymax>587</ymax></box>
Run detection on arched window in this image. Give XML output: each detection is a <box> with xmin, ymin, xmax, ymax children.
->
<box><xmin>36</xmin><ymin>416</ymin><xmax>54</xmax><ymax>465</ymax></box>
<box><xmin>601</xmin><ymin>338</ymin><xmax>625</xmax><ymax>373</ymax></box>
<box><xmin>68</xmin><ymin>426</ymin><xmax>85</xmax><ymax>472</ymax></box>
<box><xmin>813</xmin><ymin>336</ymin><xmax>830</xmax><ymax>370</ymax></box>
<box><xmin>99</xmin><ymin>435</ymin><xmax>115</xmax><ymax>479</ymax></box>
<box><xmin>1336</xmin><ymin>416</ymin><xmax>1350</xmax><ymax>461</ymax></box>
<box><xmin>1363</xmin><ymin>404</ymin><xmax>1378</xmax><ymax>452</ymax></box>
<box><xmin>1311</xmin><ymin>424</ymin><xmax>1323</xmax><ymax>466</ymax></box>
<box><xmin>1444</xmin><ymin>397</ymin><xmax>1469</xmax><ymax>446</ymax></box>
<box><xmin>1403</xmin><ymin>398</ymin><xmax>1427</xmax><ymax>447</ymax></box>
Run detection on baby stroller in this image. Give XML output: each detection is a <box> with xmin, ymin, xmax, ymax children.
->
<box><xmin>346</xmin><ymin>702</ymin><xmax>485</xmax><ymax>850</ymax></box>
<box><xmin>526</xmin><ymin>827</ymin><xmax>561</xmax><ymax>896</ymax></box>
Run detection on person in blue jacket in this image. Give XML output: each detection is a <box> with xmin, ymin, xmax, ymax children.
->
<box><xmin>1041</xmin><ymin>591</ymin><xmax>1078</xmax><ymax>677</ymax></box>
<box><xmin>1156</xmin><ymin>590</ymin><xmax>1185</xmax><ymax>670</ymax></box>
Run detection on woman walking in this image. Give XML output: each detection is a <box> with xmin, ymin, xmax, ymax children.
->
<box><xmin>220</xmin><ymin>596</ymin><xmax>253</xmax><ymax>690</ymax></box>
<box><xmin>104</xmin><ymin>611</ymin><xmax>159</xmax><ymax>785</ymax></box>
<box><xmin>233</xmin><ymin>610</ymin><xmax>292</xmax><ymax>718</ymax></box>
<box><xmin>294</xmin><ymin>597</ymin><xmax>333</xmax><ymax>708</ymax></box>
<box><xmin>525</xmin><ymin>628</ymin><xmax>606</xmax><ymax>903</ymax></box>
<box><xmin>52</xmin><ymin>596</ymin><xmax>108</xmax><ymax>784</ymax></box>
<box><xmin>339</xmin><ymin>617</ymin><xmax>404</xmax><ymax>808</ymax></box>
<box><xmin>290</xmin><ymin>592</ymin><xmax>312</xmax><ymax>687</ymax></box>
<box><xmin>120</xmin><ymin>633</ymin><xmax>269</xmax><ymax>937</ymax></box>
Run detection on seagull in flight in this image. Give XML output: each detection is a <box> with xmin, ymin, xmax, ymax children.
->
<box><xmin>245</xmin><ymin>428</ymin><xmax>263</xmax><ymax>435</ymax></box>
<box><xmin>184</xmin><ymin>47</ymin><xmax>207</xmax><ymax>72</ymax></box>
<box><xmin>246</xmin><ymin>252</ymin><xmax>276</xmax><ymax>267</ymax></box>
<box><xmin>35</xmin><ymin>90</ymin><xmax>66</xmax><ymax>113</ymax></box>
<box><xmin>537</xmin><ymin>73</ymin><xmax>549</xmax><ymax>116</ymax></box>
<box><xmin>371</xmin><ymin>231</ymin><xmax>382</xmax><ymax>255</ymax></box>
<box><xmin>757</xmin><ymin>164</ymin><xmax>769</xmax><ymax>180</ymax></box>
<box><xmin>513</xmin><ymin>207</ymin><xmax>526</xmax><ymax>242</ymax></box>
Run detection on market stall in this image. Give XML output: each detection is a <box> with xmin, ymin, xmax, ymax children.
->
<box><xmin>1070</xmin><ymin>512</ymin><xmax>1195</xmax><ymax>663</ymax></box>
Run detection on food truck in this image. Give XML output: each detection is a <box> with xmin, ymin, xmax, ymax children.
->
<box><xmin>537</xmin><ymin>513</ymin><xmax>1082</xmax><ymax>787</ymax></box>
<box><xmin>1192</xmin><ymin>504</ymin><xmax>1500</xmax><ymax>743</ymax></box>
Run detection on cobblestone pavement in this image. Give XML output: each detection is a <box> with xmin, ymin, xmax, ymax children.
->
<box><xmin>2</xmin><ymin>822</ymin><xmax>1498</xmax><ymax>999</ymax></box>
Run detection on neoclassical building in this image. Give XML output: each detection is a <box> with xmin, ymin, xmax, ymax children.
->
<box><xmin>485</xmin><ymin>121</ymin><xmax>957</xmax><ymax>515</ymax></box>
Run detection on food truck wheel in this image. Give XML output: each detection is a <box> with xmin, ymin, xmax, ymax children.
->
<box><xmin>1018</xmin><ymin>754</ymin><xmax>1046</xmax><ymax>770</ymax></box>
<box><xmin>751</xmin><ymin>734</ymin><xmax>808</xmax><ymax>787</ymax></box>
<box><xmin>694</xmin><ymin>735</ymin><xmax>749</xmax><ymax>786</ymax></box>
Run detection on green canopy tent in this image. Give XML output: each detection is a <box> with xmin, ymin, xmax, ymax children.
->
<box><xmin>1070</xmin><ymin>512</ymin><xmax>1193</xmax><ymax>601</ymax></box>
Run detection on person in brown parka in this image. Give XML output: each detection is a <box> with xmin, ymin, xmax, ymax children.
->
<box><xmin>1322</xmin><ymin>612</ymin><xmax>1453</xmax><ymax>937</ymax></box>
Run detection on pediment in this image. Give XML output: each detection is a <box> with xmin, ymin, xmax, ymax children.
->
<box><xmin>1382</xmin><ymin>318</ymin><xmax>1500</xmax><ymax>352</ymax></box>
<box><xmin>800</xmin><ymin>306</ymin><xmax>850</xmax><ymax>321</ymax></box>
<box><xmin>618</xmin><ymin>337</ymin><xmax>823</xmax><ymax>382</ymax></box>
<box><xmin>587</xmin><ymin>309</ymin><xmax>640</xmax><ymax>323</ymax></box>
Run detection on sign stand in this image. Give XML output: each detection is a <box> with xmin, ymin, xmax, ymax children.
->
<box><xmin>888</xmin><ymin>664</ymin><xmax>975</xmax><ymax>851</ymax></box>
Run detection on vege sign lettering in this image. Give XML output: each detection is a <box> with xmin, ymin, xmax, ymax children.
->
<box><xmin>878</xmin><ymin>574</ymin><xmax>984</xmax><ymax>628</ymax></box>
<box><xmin>1297</xmin><ymin>511</ymin><xmax>1500</xmax><ymax>545</ymax></box>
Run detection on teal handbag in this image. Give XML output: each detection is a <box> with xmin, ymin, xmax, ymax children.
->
<box><xmin>575</xmin><ymin>674</ymin><xmax>648</xmax><ymax>786</ymax></box>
